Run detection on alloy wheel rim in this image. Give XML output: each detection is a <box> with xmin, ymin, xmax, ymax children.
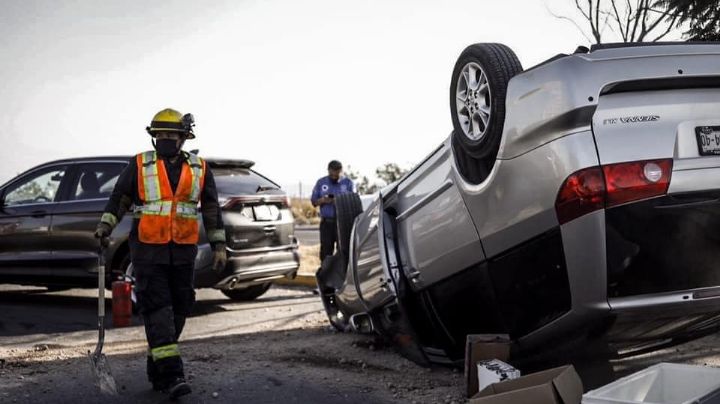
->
<box><xmin>455</xmin><ymin>62</ymin><xmax>492</xmax><ymax>141</ymax></box>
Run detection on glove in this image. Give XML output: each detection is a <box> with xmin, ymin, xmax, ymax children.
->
<box><xmin>94</xmin><ymin>222</ymin><xmax>112</xmax><ymax>248</ymax></box>
<box><xmin>212</xmin><ymin>243</ymin><xmax>227</xmax><ymax>274</ymax></box>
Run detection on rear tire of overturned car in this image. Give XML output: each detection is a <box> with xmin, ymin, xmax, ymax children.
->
<box><xmin>334</xmin><ymin>192</ymin><xmax>363</xmax><ymax>259</ymax></box>
<box><xmin>221</xmin><ymin>282</ymin><xmax>272</xmax><ymax>301</ymax></box>
<box><xmin>450</xmin><ymin>43</ymin><xmax>523</xmax><ymax>173</ymax></box>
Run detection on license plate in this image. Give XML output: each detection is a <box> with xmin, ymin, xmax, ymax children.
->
<box><xmin>253</xmin><ymin>204</ymin><xmax>280</xmax><ymax>221</ymax></box>
<box><xmin>696</xmin><ymin>126</ymin><xmax>720</xmax><ymax>156</ymax></box>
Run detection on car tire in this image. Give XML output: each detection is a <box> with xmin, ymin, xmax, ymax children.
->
<box><xmin>317</xmin><ymin>254</ymin><xmax>350</xmax><ymax>332</ymax></box>
<box><xmin>221</xmin><ymin>282</ymin><xmax>272</xmax><ymax>301</ymax></box>
<box><xmin>335</xmin><ymin>192</ymin><xmax>363</xmax><ymax>258</ymax></box>
<box><xmin>450</xmin><ymin>43</ymin><xmax>522</xmax><ymax>163</ymax></box>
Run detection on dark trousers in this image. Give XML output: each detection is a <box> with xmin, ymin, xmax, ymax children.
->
<box><xmin>319</xmin><ymin>218</ymin><xmax>337</xmax><ymax>262</ymax></box>
<box><xmin>134</xmin><ymin>262</ymin><xmax>195</xmax><ymax>385</ymax></box>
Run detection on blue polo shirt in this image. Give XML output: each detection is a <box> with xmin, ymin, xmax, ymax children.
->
<box><xmin>311</xmin><ymin>176</ymin><xmax>355</xmax><ymax>219</ymax></box>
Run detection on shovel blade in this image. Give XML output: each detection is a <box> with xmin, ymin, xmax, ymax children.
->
<box><xmin>88</xmin><ymin>352</ymin><xmax>118</xmax><ymax>395</ymax></box>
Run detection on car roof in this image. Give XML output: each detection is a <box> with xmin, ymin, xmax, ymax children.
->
<box><xmin>32</xmin><ymin>155</ymin><xmax>256</xmax><ymax>168</ymax></box>
<box><xmin>2</xmin><ymin>155</ymin><xmax>263</xmax><ymax>189</ymax></box>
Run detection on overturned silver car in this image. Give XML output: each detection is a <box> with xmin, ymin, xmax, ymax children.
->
<box><xmin>317</xmin><ymin>42</ymin><xmax>720</xmax><ymax>365</ymax></box>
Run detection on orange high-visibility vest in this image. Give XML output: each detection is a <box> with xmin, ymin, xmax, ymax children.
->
<box><xmin>135</xmin><ymin>151</ymin><xmax>206</xmax><ymax>244</ymax></box>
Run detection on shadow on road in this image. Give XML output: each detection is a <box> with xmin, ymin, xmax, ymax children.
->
<box><xmin>0</xmin><ymin>285</ymin><xmax>317</xmax><ymax>337</ymax></box>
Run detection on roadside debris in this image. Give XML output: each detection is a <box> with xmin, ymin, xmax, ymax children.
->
<box><xmin>470</xmin><ymin>365</ymin><xmax>582</xmax><ymax>404</ymax></box>
<box><xmin>475</xmin><ymin>359</ymin><xmax>520</xmax><ymax>392</ymax></box>
<box><xmin>583</xmin><ymin>363</ymin><xmax>720</xmax><ymax>403</ymax></box>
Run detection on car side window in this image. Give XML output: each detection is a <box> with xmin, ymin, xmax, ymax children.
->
<box><xmin>3</xmin><ymin>166</ymin><xmax>67</xmax><ymax>206</ymax></box>
<box><xmin>70</xmin><ymin>163</ymin><xmax>127</xmax><ymax>201</ymax></box>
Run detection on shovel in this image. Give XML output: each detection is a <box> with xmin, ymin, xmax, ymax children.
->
<box><xmin>88</xmin><ymin>244</ymin><xmax>118</xmax><ymax>395</ymax></box>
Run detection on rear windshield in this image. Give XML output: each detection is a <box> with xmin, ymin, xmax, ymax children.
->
<box><xmin>213</xmin><ymin>168</ymin><xmax>279</xmax><ymax>196</ymax></box>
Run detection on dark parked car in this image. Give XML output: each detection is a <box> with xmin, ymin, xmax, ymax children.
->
<box><xmin>0</xmin><ymin>155</ymin><xmax>300</xmax><ymax>301</ymax></box>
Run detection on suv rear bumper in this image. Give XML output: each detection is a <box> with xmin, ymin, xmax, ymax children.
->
<box><xmin>195</xmin><ymin>242</ymin><xmax>300</xmax><ymax>289</ymax></box>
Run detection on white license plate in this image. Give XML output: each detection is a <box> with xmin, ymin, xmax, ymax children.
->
<box><xmin>696</xmin><ymin>126</ymin><xmax>720</xmax><ymax>156</ymax></box>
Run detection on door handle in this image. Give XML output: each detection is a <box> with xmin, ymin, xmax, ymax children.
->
<box><xmin>263</xmin><ymin>226</ymin><xmax>276</xmax><ymax>233</ymax></box>
<box><xmin>31</xmin><ymin>210</ymin><xmax>47</xmax><ymax>218</ymax></box>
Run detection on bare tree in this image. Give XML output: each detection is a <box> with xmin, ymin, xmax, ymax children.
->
<box><xmin>551</xmin><ymin>0</ymin><xmax>682</xmax><ymax>43</ymax></box>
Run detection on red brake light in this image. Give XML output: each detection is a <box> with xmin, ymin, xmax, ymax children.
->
<box><xmin>555</xmin><ymin>167</ymin><xmax>605</xmax><ymax>225</ymax></box>
<box><xmin>555</xmin><ymin>159</ymin><xmax>673</xmax><ymax>225</ymax></box>
<box><xmin>603</xmin><ymin>159</ymin><xmax>672</xmax><ymax>208</ymax></box>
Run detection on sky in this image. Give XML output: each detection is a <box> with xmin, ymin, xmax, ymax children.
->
<box><xmin>0</xmin><ymin>0</ymin><xmax>682</xmax><ymax>196</ymax></box>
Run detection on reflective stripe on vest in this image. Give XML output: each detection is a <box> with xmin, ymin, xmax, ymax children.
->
<box><xmin>140</xmin><ymin>151</ymin><xmax>162</xmax><ymax>202</ymax></box>
<box><xmin>135</xmin><ymin>151</ymin><xmax>206</xmax><ymax>244</ymax></box>
<box><xmin>134</xmin><ymin>201</ymin><xmax>173</xmax><ymax>216</ymax></box>
<box><xmin>187</xmin><ymin>153</ymin><xmax>203</xmax><ymax>201</ymax></box>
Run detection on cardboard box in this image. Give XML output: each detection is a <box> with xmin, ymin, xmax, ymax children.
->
<box><xmin>477</xmin><ymin>359</ymin><xmax>521</xmax><ymax>392</ymax></box>
<box><xmin>465</xmin><ymin>334</ymin><xmax>513</xmax><ymax>398</ymax></box>
<box><xmin>469</xmin><ymin>365</ymin><xmax>583</xmax><ymax>404</ymax></box>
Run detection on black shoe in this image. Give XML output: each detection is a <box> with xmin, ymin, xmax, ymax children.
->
<box><xmin>151</xmin><ymin>380</ymin><xmax>166</xmax><ymax>391</ymax></box>
<box><xmin>164</xmin><ymin>377</ymin><xmax>191</xmax><ymax>400</ymax></box>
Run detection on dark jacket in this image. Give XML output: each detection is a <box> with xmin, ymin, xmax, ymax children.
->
<box><xmin>103</xmin><ymin>151</ymin><xmax>225</xmax><ymax>266</ymax></box>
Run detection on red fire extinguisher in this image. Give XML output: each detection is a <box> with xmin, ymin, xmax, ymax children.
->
<box><xmin>112</xmin><ymin>276</ymin><xmax>133</xmax><ymax>327</ymax></box>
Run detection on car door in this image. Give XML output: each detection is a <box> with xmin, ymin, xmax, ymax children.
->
<box><xmin>50</xmin><ymin>161</ymin><xmax>128</xmax><ymax>277</ymax></box>
<box><xmin>0</xmin><ymin>164</ymin><xmax>69</xmax><ymax>278</ymax></box>
<box><xmin>393</xmin><ymin>141</ymin><xmax>486</xmax><ymax>291</ymax></box>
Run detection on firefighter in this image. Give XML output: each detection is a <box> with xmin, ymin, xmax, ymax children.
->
<box><xmin>94</xmin><ymin>108</ymin><xmax>227</xmax><ymax>399</ymax></box>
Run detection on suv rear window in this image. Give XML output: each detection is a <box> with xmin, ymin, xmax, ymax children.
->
<box><xmin>213</xmin><ymin>168</ymin><xmax>279</xmax><ymax>196</ymax></box>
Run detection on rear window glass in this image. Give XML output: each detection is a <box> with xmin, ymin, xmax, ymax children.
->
<box><xmin>213</xmin><ymin>168</ymin><xmax>279</xmax><ymax>196</ymax></box>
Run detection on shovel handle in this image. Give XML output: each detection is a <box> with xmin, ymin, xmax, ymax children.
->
<box><xmin>98</xmin><ymin>247</ymin><xmax>105</xmax><ymax>319</ymax></box>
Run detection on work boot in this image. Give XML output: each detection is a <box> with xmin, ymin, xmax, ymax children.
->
<box><xmin>164</xmin><ymin>377</ymin><xmax>191</xmax><ymax>400</ymax></box>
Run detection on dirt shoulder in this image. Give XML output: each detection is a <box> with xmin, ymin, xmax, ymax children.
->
<box><xmin>0</xmin><ymin>285</ymin><xmax>464</xmax><ymax>404</ymax></box>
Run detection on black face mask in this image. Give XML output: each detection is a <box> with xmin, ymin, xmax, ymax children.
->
<box><xmin>154</xmin><ymin>139</ymin><xmax>181</xmax><ymax>158</ymax></box>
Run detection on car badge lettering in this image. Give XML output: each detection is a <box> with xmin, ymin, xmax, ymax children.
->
<box><xmin>603</xmin><ymin>115</ymin><xmax>660</xmax><ymax>125</ymax></box>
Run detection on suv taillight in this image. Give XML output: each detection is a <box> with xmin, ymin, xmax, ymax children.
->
<box><xmin>555</xmin><ymin>159</ymin><xmax>672</xmax><ymax>225</ymax></box>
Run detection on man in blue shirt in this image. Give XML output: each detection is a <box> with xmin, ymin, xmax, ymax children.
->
<box><xmin>311</xmin><ymin>160</ymin><xmax>355</xmax><ymax>261</ymax></box>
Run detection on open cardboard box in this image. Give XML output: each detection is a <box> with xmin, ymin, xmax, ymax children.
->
<box><xmin>470</xmin><ymin>365</ymin><xmax>583</xmax><ymax>404</ymax></box>
<box><xmin>465</xmin><ymin>334</ymin><xmax>513</xmax><ymax>397</ymax></box>
<box><xmin>464</xmin><ymin>335</ymin><xmax>583</xmax><ymax>404</ymax></box>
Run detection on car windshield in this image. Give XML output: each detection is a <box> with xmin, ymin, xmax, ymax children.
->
<box><xmin>213</xmin><ymin>168</ymin><xmax>279</xmax><ymax>196</ymax></box>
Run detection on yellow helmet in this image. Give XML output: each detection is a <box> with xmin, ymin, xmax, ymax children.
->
<box><xmin>145</xmin><ymin>108</ymin><xmax>195</xmax><ymax>139</ymax></box>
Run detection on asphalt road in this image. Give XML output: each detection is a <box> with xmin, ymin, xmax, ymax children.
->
<box><xmin>295</xmin><ymin>225</ymin><xmax>319</xmax><ymax>246</ymax></box>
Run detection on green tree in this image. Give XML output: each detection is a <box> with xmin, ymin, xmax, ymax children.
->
<box><xmin>659</xmin><ymin>0</ymin><xmax>720</xmax><ymax>40</ymax></box>
<box><xmin>375</xmin><ymin>163</ymin><xmax>408</xmax><ymax>186</ymax></box>
<box><xmin>346</xmin><ymin>166</ymin><xmax>379</xmax><ymax>195</ymax></box>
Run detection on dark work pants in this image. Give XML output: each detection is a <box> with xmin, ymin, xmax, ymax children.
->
<box><xmin>134</xmin><ymin>262</ymin><xmax>195</xmax><ymax>385</ymax></box>
<box><xmin>319</xmin><ymin>218</ymin><xmax>337</xmax><ymax>262</ymax></box>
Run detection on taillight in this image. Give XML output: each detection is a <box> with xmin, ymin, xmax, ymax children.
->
<box><xmin>555</xmin><ymin>159</ymin><xmax>673</xmax><ymax>225</ymax></box>
<box><xmin>555</xmin><ymin>167</ymin><xmax>605</xmax><ymax>225</ymax></box>
<box><xmin>603</xmin><ymin>159</ymin><xmax>672</xmax><ymax>208</ymax></box>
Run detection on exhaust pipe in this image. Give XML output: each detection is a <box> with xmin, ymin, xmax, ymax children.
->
<box><xmin>228</xmin><ymin>278</ymin><xmax>238</xmax><ymax>290</ymax></box>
